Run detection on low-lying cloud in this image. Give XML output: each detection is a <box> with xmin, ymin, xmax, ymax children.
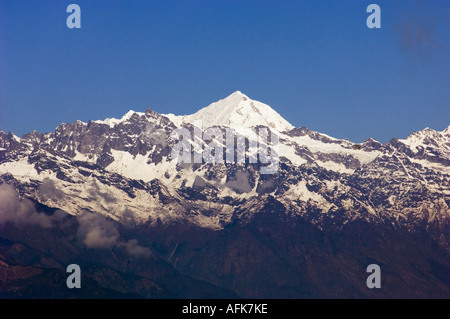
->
<box><xmin>225</xmin><ymin>171</ymin><xmax>252</xmax><ymax>193</ymax></box>
<box><xmin>0</xmin><ymin>182</ymin><xmax>150</xmax><ymax>258</ymax></box>
<box><xmin>77</xmin><ymin>213</ymin><xmax>120</xmax><ymax>249</ymax></box>
<box><xmin>76</xmin><ymin>213</ymin><xmax>151</xmax><ymax>258</ymax></box>
<box><xmin>0</xmin><ymin>183</ymin><xmax>64</xmax><ymax>227</ymax></box>
<box><xmin>121</xmin><ymin>239</ymin><xmax>151</xmax><ymax>258</ymax></box>
<box><xmin>89</xmin><ymin>181</ymin><xmax>117</xmax><ymax>204</ymax></box>
<box><xmin>38</xmin><ymin>178</ymin><xmax>65</xmax><ymax>201</ymax></box>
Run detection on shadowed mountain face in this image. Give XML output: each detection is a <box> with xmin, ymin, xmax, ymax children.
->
<box><xmin>0</xmin><ymin>203</ymin><xmax>238</xmax><ymax>299</ymax></box>
<box><xmin>0</xmin><ymin>92</ymin><xmax>449</xmax><ymax>298</ymax></box>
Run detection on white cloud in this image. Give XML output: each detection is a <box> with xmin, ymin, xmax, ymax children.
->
<box><xmin>76</xmin><ymin>213</ymin><xmax>151</xmax><ymax>258</ymax></box>
<box><xmin>0</xmin><ymin>183</ymin><xmax>53</xmax><ymax>227</ymax></box>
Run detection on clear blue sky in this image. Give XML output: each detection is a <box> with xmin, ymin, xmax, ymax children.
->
<box><xmin>0</xmin><ymin>0</ymin><xmax>448</xmax><ymax>142</ymax></box>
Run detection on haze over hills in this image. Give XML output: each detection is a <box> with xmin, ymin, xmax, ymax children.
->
<box><xmin>0</xmin><ymin>92</ymin><xmax>449</xmax><ymax>298</ymax></box>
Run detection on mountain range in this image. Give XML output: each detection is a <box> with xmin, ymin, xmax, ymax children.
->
<box><xmin>0</xmin><ymin>91</ymin><xmax>449</xmax><ymax>298</ymax></box>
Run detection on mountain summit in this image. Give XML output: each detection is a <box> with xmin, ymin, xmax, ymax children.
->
<box><xmin>165</xmin><ymin>91</ymin><xmax>294</xmax><ymax>132</ymax></box>
<box><xmin>0</xmin><ymin>92</ymin><xmax>449</xmax><ymax>298</ymax></box>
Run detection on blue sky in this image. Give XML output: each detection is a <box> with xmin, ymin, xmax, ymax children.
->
<box><xmin>0</xmin><ymin>0</ymin><xmax>448</xmax><ymax>142</ymax></box>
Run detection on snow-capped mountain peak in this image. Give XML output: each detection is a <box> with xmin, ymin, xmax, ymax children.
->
<box><xmin>165</xmin><ymin>91</ymin><xmax>294</xmax><ymax>132</ymax></box>
<box><xmin>1</xmin><ymin>91</ymin><xmax>449</xmax><ymax>262</ymax></box>
<box><xmin>443</xmin><ymin>125</ymin><xmax>450</xmax><ymax>135</ymax></box>
<box><xmin>400</xmin><ymin>126</ymin><xmax>449</xmax><ymax>148</ymax></box>
<box><xmin>396</xmin><ymin>126</ymin><xmax>450</xmax><ymax>162</ymax></box>
<box><xmin>94</xmin><ymin>110</ymin><xmax>145</xmax><ymax>128</ymax></box>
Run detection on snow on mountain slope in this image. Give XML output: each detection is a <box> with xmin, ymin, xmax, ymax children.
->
<box><xmin>164</xmin><ymin>91</ymin><xmax>294</xmax><ymax>132</ymax></box>
<box><xmin>283</xmin><ymin>134</ymin><xmax>381</xmax><ymax>165</ymax></box>
<box><xmin>0</xmin><ymin>157</ymin><xmax>40</xmax><ymax>180</ymax></box>
<box><xmin>398</xmin><ymin>126</ymin><xmax>450</xmax><ymax>159</ymax></box>
<box><xmin>83</xmin><ymin>91</ymin><xmax>379</xmax><ymax>172</ymax></box>
<box><xmin>160</xmin><ymin>91</ymin><xmax>381</xmax><ymax>173</ymax></box>
<box><xmin>94</xmin><ymin>110</ymin><xmax>146</xmax><ymax>128</ymax></box>
<box><xmin>0</xmin><ymin>92</ymin><xmax>449</xmax><ymax>236</ymax></box>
